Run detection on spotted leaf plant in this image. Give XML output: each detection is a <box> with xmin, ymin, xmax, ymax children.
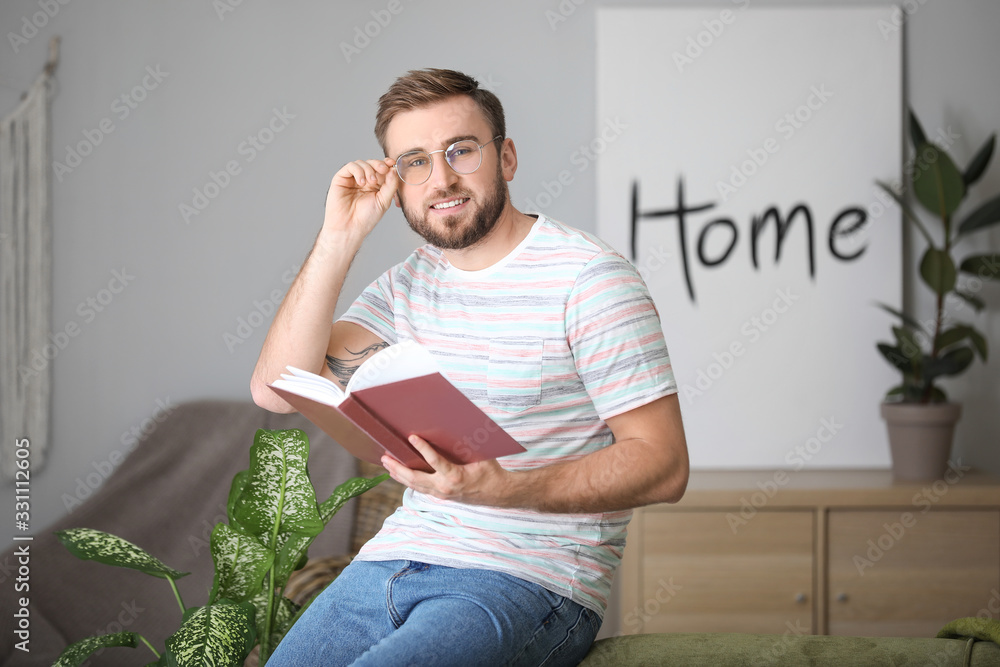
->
<box><xmin>53</xmin><ymin>428</ymin><xmax>387</xmax><ymax>666</ymax></box>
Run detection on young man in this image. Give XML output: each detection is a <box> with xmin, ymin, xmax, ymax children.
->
<box><xmin>253</xmin><ymin>68</ymin><xmax>688</xmax><ymax>666</ymax></box>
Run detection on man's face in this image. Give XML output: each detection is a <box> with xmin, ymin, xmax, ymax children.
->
<box><xmin>385</xmin><ymin>96</ymin><xmax>510</xmax><ymax>250</ymax></box>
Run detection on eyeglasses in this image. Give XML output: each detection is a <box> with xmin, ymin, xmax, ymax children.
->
<box><xmin>394</xmin><ymin>136</ymin><xmax>502</xmax><ymax>185</ymax></box>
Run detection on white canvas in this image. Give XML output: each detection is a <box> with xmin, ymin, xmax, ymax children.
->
<box><xmin>596</xmin><ymin>7</ymin><xmax>903</xmax><ymax>469</ymax></box>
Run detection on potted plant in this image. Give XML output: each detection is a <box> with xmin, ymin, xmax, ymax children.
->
<box><xmin>51</xmin><ymin>428</ymin><xmax>387</xmax><ymax>666</ymax></box>
<box><xmin>875</xmin><ymin>110</ymin><xmax>998</xmax><ymax>481</ymax></box>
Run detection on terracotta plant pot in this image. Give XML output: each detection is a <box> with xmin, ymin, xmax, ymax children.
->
<box><xmin>881</xmin><ymin>402</ymin><xmax>962</xmax><ymax>481</ymax></box>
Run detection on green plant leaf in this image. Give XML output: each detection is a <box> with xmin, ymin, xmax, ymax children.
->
<box><xmin>935</xmin><ymin>325</ymin><xmax>972</xmax><ymax>351</ymax></box>
<box><xmin>164</xmin><ymin>601</ymin><xmax>256</xmax><ymax>667</ymax></box>
<box><xmin>912</xmin><ymin>143</ymin><xmax>966</xmax><ymax>219</ymax></box>
<box><xmin>968</xmin><ymin>328</ymin><xmax>989</xmax><ymax>361</ymax></box>
<box><xmin>958</xmin><ymin>254</ymin><xmax>1000</xmax><ymax>281</ymax></box>
<box><xmin>210</xmin><ymin>523</ymin><xmax>275</xmax><ymax>604</ymax></box>
<box><xmin>248</xmin><ymin>587</ymin><xmax>300</xmax><ymax>653</ymax></box>
<box><xmin>886</xmin><ymin>381</ymin><xmax>930</xmax><ymax>403</ymax></box>
<box><xmin>924</xmin><ymin>346</ymin><xmax>975</xmax><ymax>381</ymax></box>
<box><xmin>319</xmin><ymin>474</ymin><xmax>390</xmax><ymax>520</ymax></box>
<box><xmin>181</xmin><ymin>605</ymin><xmax>200</xmax><ymax>623</ymax></box>
<box><xmin>909</xmin><ymin>109</ymin><xmax>928</xmax><ymax>148</ymax></box>
<box><xmin>929</xmin><ymin>385</ymin><xmax>949</xmax><ymax>402</ymax></box>
<box><xmin>877</xmin><ymin>343</ymin><xmax>914</xmax><ymax>373</ymax></box>
<box><xmin>55</xmin><ymin>528</ymin><xmax>188</xmax><ymax>580</ymax></box>
<box><xmin>905</xmin><ymin>384</ymin><xmax>948</xmax><ymax>403</ymax></box>
<box><xmin>272</xmin><ymin>530</ymin><xmax>316</xmax><ymax>590</ymax></box>
<box><xmin>885</xmin><ymin>385</ymin><xmax>905</xmax><ymax>400</ymax></box>
<box><xmin>957</xmin><ymin>193</ymin><xmax>1000</xmax><ymax>237</ymax></box>
<box><xmin>227</xmin><ymin>470</ymin><xmax>249</xmax><ymax>526</ymax></box>
<box><xmin>919</xmin><ymin>247</ymin><xmax>957</xmax><ymax>296</ymax></box>
<box><xmin>963</xmin><ymin>134</ymin><xmax>995</xmax><ymax>187</ymax></box>
<box><xmin>892</xmin><ymin>326</ymin><xmax>923</xmax><ymax>361</ymax></box>
<box><xmin>952</xmin><ymin>289</ymin><xmax>986</xmax><ymax>311</ymax></box>
<box><xmin>270</xmin><ymin>596</ymin><xmax>301</xmax><ymax>647</ymax></box>
<box><xmin>53</xmin><ymin>632</ymin><xmax>140</xmax><ymax>667</ymax></box>
<box><xmin>875</xmin><ymin>181</ymin><xmax>935</xmax><ymax>246</ymax></box>
<box><xmin>233</xmin><ymin>429</ymin><xmax>323</xmax><ymax>539</ymax></box>
<box><xmin>272</xmin><ymin>474</ymin><xmax>388</xmax><ymax>588</ymax></box>
<box><xmin>875</xmin><ymin>302</ymin><xmax>923</xmax><ymax>330</ymax></box>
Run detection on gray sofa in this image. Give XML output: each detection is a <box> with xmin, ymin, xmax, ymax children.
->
<box><xmin>3</xmin><ymin>400</ymin><xmax>998</xmax><ymax>666</ymax></box>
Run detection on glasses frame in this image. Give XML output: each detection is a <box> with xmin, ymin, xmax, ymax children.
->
<box><xmin>393</xmin><ymin>135</ymin><xmax>503</xmax><ymax>185</ymax></box>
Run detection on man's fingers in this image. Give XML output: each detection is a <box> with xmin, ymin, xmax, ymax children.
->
<box><xmin>332</xmin><ymin>158</ymin><xmax>398</xmax><ymax>192</ymax></box>
<box><xmin>375</xmin><ymin>164</ymin><xmax>399</xmax><ymax>211</ymax></box>
<box><xmin>334</xmin><ymin>160</ymin><xmax>381</xmax><ymax>189</ymax></box>
<box><xmin>408</xmin><ymin>434</ymin><xmax>445</xmax><ymax>468</ymax></box>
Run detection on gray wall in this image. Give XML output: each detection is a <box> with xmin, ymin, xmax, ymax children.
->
<box><xmin>1</xmin><ymin>0</ymin><xmax>999</xmax><ymax>625</ymax></box>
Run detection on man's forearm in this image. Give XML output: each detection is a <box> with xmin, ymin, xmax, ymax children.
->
<box><xmin>501</xmin><ymin>435</ymin><xmax>689</xmax><ymax>513</ymax></box>
<box><xmin>388</xmin><ymin>394</ymin><xmax>690</xmax><ymax>513</ymax></box>
<box><xmin>250</xmin><ymin>227</ymin><xmax>363</xmax><ymax>411</ymax></box>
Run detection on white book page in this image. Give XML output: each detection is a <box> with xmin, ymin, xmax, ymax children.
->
<box><xmin>346</xmin><ymin>340</ymin><xmax>440</xmax><ymax>393</ymax></box>
<box><xmin>271</xmin><ymin>367</ymin><xmax>346</xmax><ymax>406</ymax></box>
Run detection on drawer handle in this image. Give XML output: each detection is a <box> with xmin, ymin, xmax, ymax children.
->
<box><xmin>795</xmin><ymin>593</ymin><xmax>807</xmax><ymax>604</ymax></box>
<box><xmin>836</xmin><ymin>593</ymin><xmax>849</xmax><ymax>603</ymax></box>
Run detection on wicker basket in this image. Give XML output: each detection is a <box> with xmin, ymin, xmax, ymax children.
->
<box><xmin>350</xmin><ymin>460</ymin><xmax>406</xmax><ymax>551</ymax></box>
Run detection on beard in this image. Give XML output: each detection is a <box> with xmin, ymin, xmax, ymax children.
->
<box><xmin>398</xmin><ymin>162</ymin><xmax>508</xmax><ymax>250</ymax></box>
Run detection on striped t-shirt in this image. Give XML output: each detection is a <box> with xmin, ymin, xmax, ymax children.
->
<box><xmin>340</xmin><ymin>214</ymin><xmax>676</xmax><ymax>617</ymax></box>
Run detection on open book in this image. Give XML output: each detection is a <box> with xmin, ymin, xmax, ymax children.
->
<box><xmin>268</xmin><ymin>340</ymin><xmax>525</xmax><ymax>472</ymax></box>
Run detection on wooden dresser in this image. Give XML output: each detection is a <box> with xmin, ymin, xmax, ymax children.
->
<box><xmin>618</xmin><ymin>468</ymin><xmax>1000</xmax><ymax>637</ymax></box>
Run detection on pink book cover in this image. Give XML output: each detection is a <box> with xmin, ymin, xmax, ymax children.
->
<box><xmin>269</xmin><ymin>373</ymin><xmax>524</xmax><ymax>473</ymax></box>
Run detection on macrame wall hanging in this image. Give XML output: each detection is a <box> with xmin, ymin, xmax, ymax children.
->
<box><xmin>0</xmin><ymin>37</ymin><xmax>59</xmax><ymax>479</ymax></box>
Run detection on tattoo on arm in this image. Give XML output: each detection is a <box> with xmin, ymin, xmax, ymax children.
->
<box><xmin>325</xmin><ymin>342</ymin><xmax>389</xmax><ymax>388</ymax></box>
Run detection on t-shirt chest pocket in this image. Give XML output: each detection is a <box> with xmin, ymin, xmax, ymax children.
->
<box><xmin>487</xmin><ymin>338</ymin><xmax>543</xmax><ymax>413</ymax></box>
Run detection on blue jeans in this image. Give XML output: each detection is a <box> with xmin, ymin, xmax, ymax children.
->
<box><xmin>268</xmin><ymin>559</ymin><xmax>601</xmax><ymax>666</ymax></box>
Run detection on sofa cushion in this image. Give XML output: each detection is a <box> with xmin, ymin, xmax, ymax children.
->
<box><xmin>580</xmin><ymin>631</ymin><xmax>1000</xmax><ymax>666</ymax></box>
